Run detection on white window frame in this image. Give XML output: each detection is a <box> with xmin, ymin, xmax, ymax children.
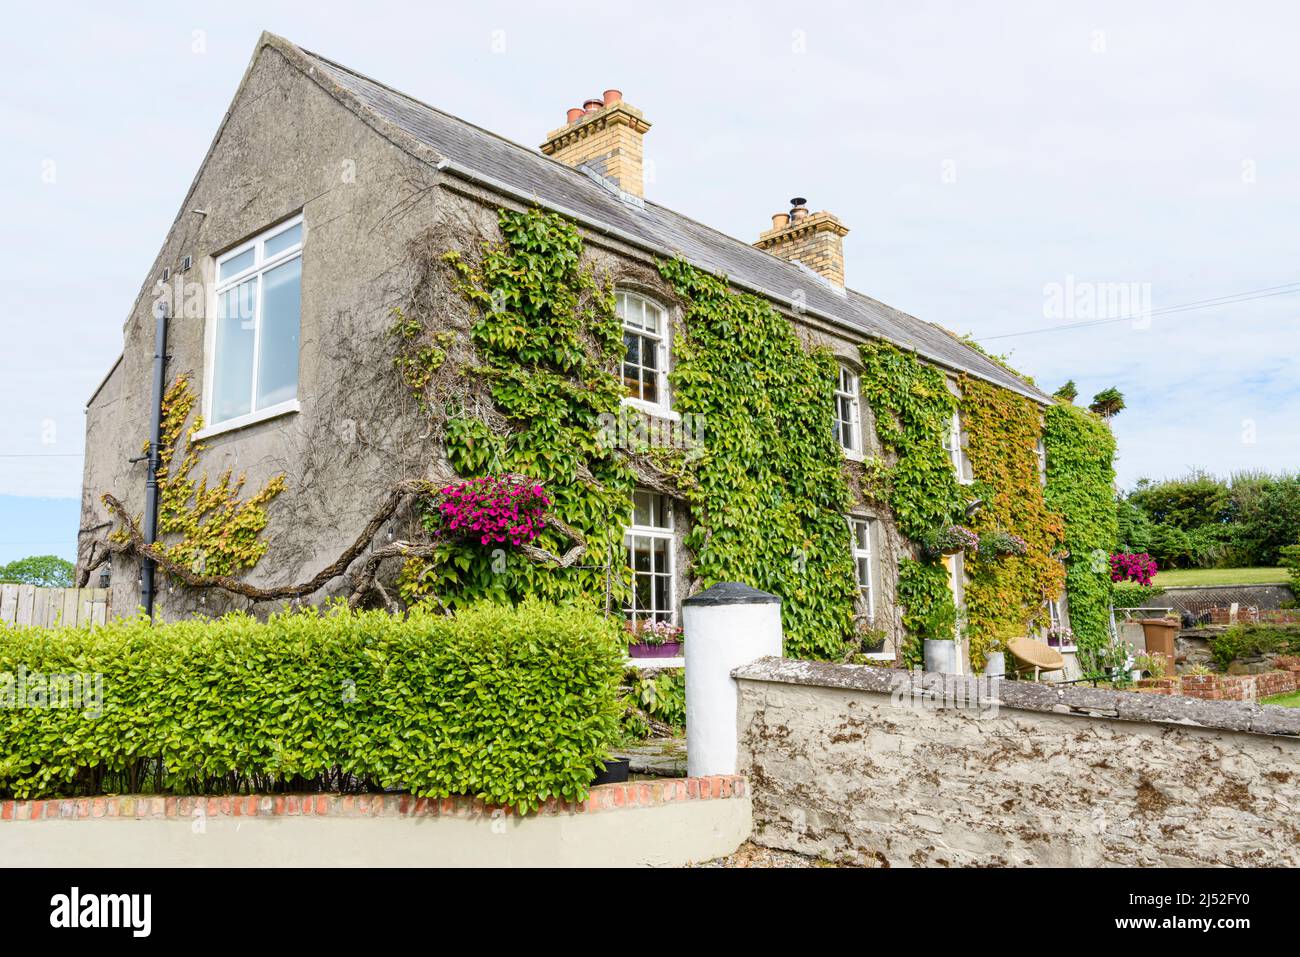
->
<box><xmin>1035</xmin><ymin>437</ymin><xmax>1048</xmax><ymax>487</ymax></box>
<box><xmin>617</xmin><ymin>291</ymin><xmax>675</xmax><ymax>418</ymax></box>
<box><xmin>848</xmin><ymin>516</ymin><xmax>876</xmax><ymax>623</ymax></box>
<box><xmin>197</xmin><ymin>215</ymin><xmax>305</xmax><ymax>438</ymax></box>
<box><xmin>1045</xmin><ymin>595</ymin><xmax>1076</xmax><ymax>651</ymax></box>
<box><xmin>834</xmin><ymin>364</ymin><xmax>863</xmax><ymax>459</ymax></box>
<box><xmin>624</xmin><ymin>490</ymin><xmax>676</xmax><ymax>624</ymax></box>
<box><xmin>944</xmin><ymin>409</ymin><xmax>973</xmax><ymax>484</ymax></box>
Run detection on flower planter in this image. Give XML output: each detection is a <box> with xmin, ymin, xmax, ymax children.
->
<box><xmin>923</xmin><ymin>638</ymin><xmax>959</xmax><ymax>674</ymax></box>
<box><xmin>983</xmin><ymin>651</ymin><xmax>1005</xmax><ymax>677</ymax></box>
<box><xmin>592</xmin><ymin>757</ymin><xmax>630</xmax><ymax>785</ymax></box>
<box><xmin>628</xmin><ymin>641</ymin><xmax>684</xmax><ymax>659</ymax></box>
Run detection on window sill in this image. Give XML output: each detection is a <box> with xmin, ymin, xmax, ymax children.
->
<box><xmin>842</xmin><ymin>447</ymin><xmax>865</xmax><ymax>462</ymax></box>
<box><xmin>621</xmin><ymin>397</ymin><xmax>680</xmax><ymax>421</ymax></box>
<box><xmin>193</xmin><ymin>400</ymin><xmax>301</xmax><ymax>440</ymax></box>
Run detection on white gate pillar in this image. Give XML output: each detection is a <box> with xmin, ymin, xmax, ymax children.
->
<box><xmin>683</xmin><ymin>582</ymin><xmax>783</xmax><ymax>777</ymax></box>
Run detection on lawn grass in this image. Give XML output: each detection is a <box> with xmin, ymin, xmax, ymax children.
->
<box><xmin>1152</xmin><ymin>567</ymin><xmax>1289</xmax><ymax>587</ymax></box>
<box><xmin>1261</xmin><ymin>690</ymin><xmax>1300</xmax><ymax>708</ymax></box>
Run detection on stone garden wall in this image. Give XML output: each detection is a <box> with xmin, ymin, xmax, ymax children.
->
<box><xmin>734</xmin><ymin>658</ymin><xmax>1300</xmax><ymax>867</ymax></box>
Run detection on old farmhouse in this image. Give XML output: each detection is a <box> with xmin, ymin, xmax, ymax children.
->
<box><xmin>78</xmin><ymin>33</ymin><xmax>1115</xmax><ymax>672</ymax></box>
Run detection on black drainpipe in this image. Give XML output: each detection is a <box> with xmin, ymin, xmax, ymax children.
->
<box><xmin>140</xmin><ymin>301</ymin><xmax>169</xmax><ymax>621</ymax></box>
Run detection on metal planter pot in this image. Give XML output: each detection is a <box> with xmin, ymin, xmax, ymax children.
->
<box><xmin>924</xmin><ymin>639</ymin><xmax>959</xmax><ymax>674</ymax></box>
<box><xmin>983</xmin><ymin>651</ymin><xmax>1005</xmax><ymax>678</ymax></box>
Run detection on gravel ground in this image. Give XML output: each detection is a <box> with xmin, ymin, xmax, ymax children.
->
<box><xmin>696</xmin><ymin>841</ymin><xmax>847</xmax><ymax>868</ymax></box>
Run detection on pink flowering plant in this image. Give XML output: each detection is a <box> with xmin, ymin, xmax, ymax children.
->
<box><xmin>433</xmin><ymin>474</ymin><xmax>551</xmax><ymax>546</ymax></box>
<box><xmin>928</xmin><ymin>524</ymin><xmax>981</xmax><ymax>556</ymax></box>
<box><xmin>627</xmin><ymin>619</ymin><xmax>684</xmax><ymax>647</ymax></box>
<box><xmin>1110</xmin><ymin>551</ymin><xmax>1157</xmax><ymax>586</ymax></box>
<box><xmin>980</xmin><ymin>530</ymin><xmax>1028</xmax><ymax>558</ymax></box>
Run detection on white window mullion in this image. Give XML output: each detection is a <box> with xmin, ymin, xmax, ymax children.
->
<box><xmin>248</xmin><ymin>272</ymin><xmax>264</xmax><ymax>416</ymax></box>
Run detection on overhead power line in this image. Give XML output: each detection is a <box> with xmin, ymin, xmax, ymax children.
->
<box><xmin>977</xmin><ymin>281</ymin><xmax>1300</xmax><ymax>342</ymax></box>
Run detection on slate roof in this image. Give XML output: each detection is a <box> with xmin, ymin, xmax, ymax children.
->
<box><xmin>275</xmin><ymin>34</ymin><xmax>1046</xmax><ymax>402</ymax></box>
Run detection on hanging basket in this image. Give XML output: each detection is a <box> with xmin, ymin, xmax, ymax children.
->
<box><xmin>433</xmin><ymin>474</ymin><xmax>551</xmax><ymax>547</ymax></box>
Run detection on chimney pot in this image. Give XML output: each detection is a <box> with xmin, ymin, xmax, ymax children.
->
<box><xmin>755</xmin><ymin>199</ymin><xmax>849</xmax><ymax>287</ymax></box>
<box><xmin>542</xmin><ymin>94</ymin><xmax>652</xmax><ymax>197</ymax></box>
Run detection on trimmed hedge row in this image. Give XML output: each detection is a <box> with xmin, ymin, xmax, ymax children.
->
<box><xmin>0</xmin><ymin>600</ymin><xmax>624</xmax><ymax>811</ymax></box>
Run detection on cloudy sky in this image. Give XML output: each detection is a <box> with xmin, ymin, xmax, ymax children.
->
<box><xmin>2</xmin><ymin>0</ymin><xmax>1297</xmax><ymax>563</ymax></box>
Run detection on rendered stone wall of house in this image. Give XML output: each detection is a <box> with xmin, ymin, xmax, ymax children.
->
<box><xmin>734</xmin><ymin>657</ymin><xmax>1300</xmax><ymax>867</ymax></box>
<box><xmin>79</xmin><ymin>37</ymin><xmax>455</xmax><ymax>619</ymax></box>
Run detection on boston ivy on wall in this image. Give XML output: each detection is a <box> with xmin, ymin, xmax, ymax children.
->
<box><xmin>658</xmin><ymin>259</ymin><xmax>858</xmax><ymax>660</ymax></box>
<box><xmin>857</xmin><ymin>342</ymin><xmax>965</xmax><ymax>664</ymax></box>
<box><xmin>97</xmin><ymin>205</ymin><xmax>1117</xmax><ymax>680</ymax></box>
<box><xmin>110</xmin><ymin>375</ymin><xmax>286</xmax><ymax>579</ymax></box>
<box><xmin>958</xmin><ymin>374</ymin><xmax>1066</xmax><ymax>669</ymax></box>
<box><xmin>398</xmin><ymin>207</ymin><xmax>634</xmax><ymax>611</ymax></box>
<box><xmin>369</xmin><ymin>208</ymin><xmax>860</xmax><ymax>659</ymax></box>
<box><xmin>1043</xmin><ymin>400</ymin><xmax>1118</xmax><ymax>665</ymax></box>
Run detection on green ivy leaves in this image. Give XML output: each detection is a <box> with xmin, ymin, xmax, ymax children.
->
<box><xmin>659</xmin><ymin>258</ymin><xmax>857</xmax><ymax>660</ymax></box>
<box><xmin>858</xmin><ymin>342</ymin><xmax>964</xmax><ymax>664</ymax></box>
<box><xmin>403</xmin><ymin>208</ymin><xmax>634</xmax><ymax>611</ymax></box>
<box><xmin>1044</xmin><ymin>401</ymin><xmax>1119</xmax><ymax>663</ymax></box>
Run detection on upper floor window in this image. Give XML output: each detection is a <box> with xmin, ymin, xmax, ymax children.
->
<box><xmin>848</xmin><ymin>516</ymin><xmax>875</xmax><ymax>621</ymax></box>
<box><xmin>210</xmin><ymin>216</ymin><xmax>303</xmax><ymax>427</ymax></box>
<box><xmin>943</xmin><ymin>409</ymin><xmax>973</xmax><ymax>482</ymax></box>
<box><xmin>625</xmin><ymin>490</ymin><xmax>675</xmax><ymax>624</ymax></box>
<box><xmin>834</xmin><ymin>364</ymin><xmax>862</xmax><ymax>456</ymax></box>
<box><xmin>1035</xmin><ymin>437</ymin><xmax>1048</xmax><ymax>486</ymax></box>
<box><xmin>617</xmin><ymin>291</ymin><xmax>669</xmax><ymax>410</ymax></box>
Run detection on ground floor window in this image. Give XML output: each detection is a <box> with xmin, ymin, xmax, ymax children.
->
<box><xmin>625</xmin><ymin>490</ymin><xmax>675</xmax><ymax>624</ymax></box>
<box><xmin>1044</xmin><ymin>595</ymin><xmax>1075</xmax><ymax>650</ymax></box>
<box><xmin>848</xmin><ymin>516</ymin><xmax>875</xmax><ymax>622</ymax></box>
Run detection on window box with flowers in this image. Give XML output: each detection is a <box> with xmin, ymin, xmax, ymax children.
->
<box><xmin>627</xmin><ymin>620</ymin><xmax>684</xmax><ymax>659</ymax></box>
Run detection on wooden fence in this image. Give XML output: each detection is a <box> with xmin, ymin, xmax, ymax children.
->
<box><xmin>0</xmin><ymin>585</ymin><xmax>111</xmax><ymax>628</ymax></box>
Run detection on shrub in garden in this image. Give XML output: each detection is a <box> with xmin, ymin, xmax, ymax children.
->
<box><xmin>1111</xmin><ymin>583</ymin><xmax>1165</xmax><ymax>608</ymax></box>
<box><xmin>0</xmin><ymin>599</ymin><xmax>623</xmax><ymax>810</ymax></box>
<box><xmin>1209</xmin><ymin>623</ymin><xmax>1300</xmax><ymax>671</ymax></box>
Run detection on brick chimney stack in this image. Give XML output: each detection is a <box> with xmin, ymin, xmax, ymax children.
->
<box><xmin>541</xmin><ymin>90</ymin><xmax>651</xmax><ymax>197</ymax></box>
<box><xmin>754</xmin><ymin>198</ymin><xmax>850</xmax><ymax>288</ymax></box>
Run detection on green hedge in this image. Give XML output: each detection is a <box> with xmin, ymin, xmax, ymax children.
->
<box><xmin>0</xmin><ymin>600</ymin><xmax>624</xmax><ymax>811</ymax></box>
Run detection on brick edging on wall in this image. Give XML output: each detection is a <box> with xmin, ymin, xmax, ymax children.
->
<box><xmin>0</xmin><ymin>775</ymin><xmax>747</xmax><ymax>823</ymax></box>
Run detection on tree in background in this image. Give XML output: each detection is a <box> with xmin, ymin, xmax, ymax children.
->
<box><xmin>1117</xmin><ymin>471</ymin><xmax>1300</xmax><ymax>569</ymax></box>
<box><xmin>1088</xmin><ymin>387</ymin><xmax>1126</xmax><ymax>420</ymax></box>
<box><xmin>1053</xmin><ymin>379</ymin><xmax>1078</xmax><ymax>403</ymax></box>
<box><xmin>0</xmin><ymin>555</ymin><xmax>75</xmax><ymax>588</ymax></box>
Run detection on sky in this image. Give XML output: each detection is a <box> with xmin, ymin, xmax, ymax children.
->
<box><xmin>1</xmin><ymin>0</ymin><xmax>1297</xmax><ymax>565</ymax></box>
